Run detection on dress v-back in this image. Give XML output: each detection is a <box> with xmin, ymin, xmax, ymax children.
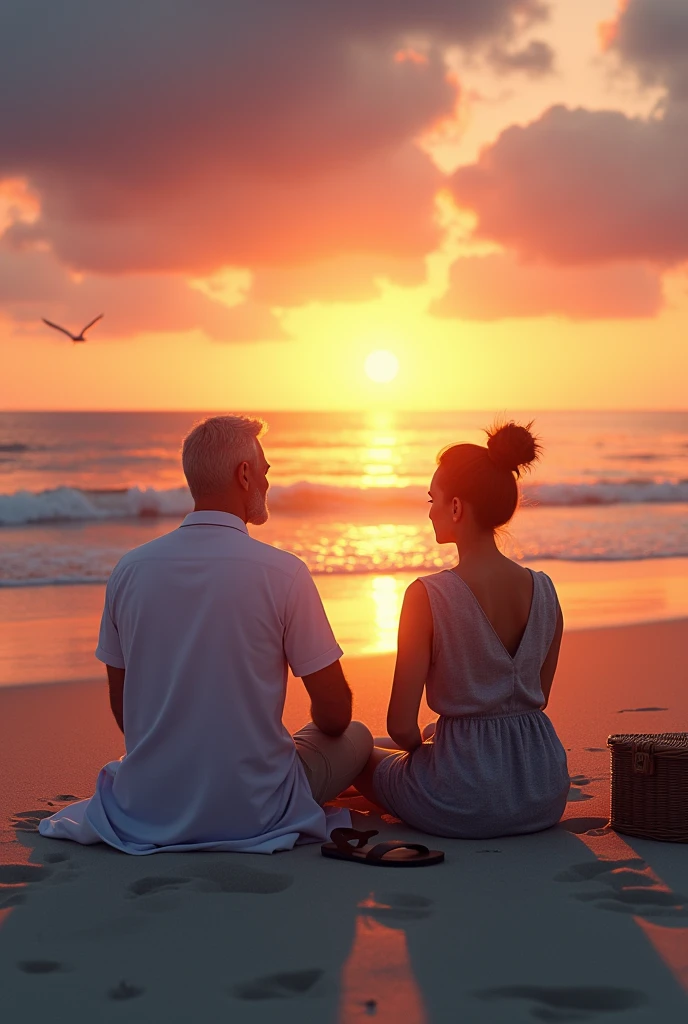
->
<box><xmin>374</xmin><ymin>568</ymin><xmax>570</xmax><ymax>839</ymax></box>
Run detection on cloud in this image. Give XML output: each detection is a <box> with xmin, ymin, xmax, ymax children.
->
<box><xmin>445</xmin><ymin>1</ymin><xmax>688</xmax><ymax>270</ymax></box>
<box><xmin>448</xmin><ymin>103</ymin><xmax>688</xmax><ymax>266</ymax></box>
<box><xmin>250</xmin><ymin>255</ymin><xmax>427</xmax><ymax>307</ymax></box>
<box><xmin>487</xmin><ymin>39</ymin><xmax>555</xmax><ymax>77</ymax></box>
<box><xmin>0</xmin><ymin>178</ymin><xmax>40</xmax><ymax>234</ymax></box>
<box><xmin>6</xmin><ymin>144</ymin><xmax>444</xmax><ymax>274</ymax></box>
<box><xmin>601</xmin><ymin>0</ymin><xmax>688</xmax><ymax>99</ymax></box>
<box><xmin>0</xmin><ymin>1</ymin><xmax>544</xmax><ymax>278</ymax></box>
<box><xmin>430</xmin><ymin>252</ymin><xmax>664</xmax><ymax>320</ymax></box>
<box><xmin>0</xmin><ymin>247</ymin><xmax>287</xmax><ymax>342</ymax></box>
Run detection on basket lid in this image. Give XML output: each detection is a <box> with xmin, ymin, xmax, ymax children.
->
<box><xmin>607</xmin><ymin>732</ymin><xmax>688</xmax><ymax>753</ymax></box>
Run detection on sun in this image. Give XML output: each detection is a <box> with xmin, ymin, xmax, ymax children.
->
<box><xmin>364</xmin><ymin>349</ymin><xmax>399</xmax><ymax>384</ymax></box>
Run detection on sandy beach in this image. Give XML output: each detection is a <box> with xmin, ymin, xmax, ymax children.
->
<box><xmin>4</xmin><ymin>557</ymin><xmax>688</xmax><ymax>686</ymax></box>
<box><xmin>2</xmin><ymin>618</ymin><xmax>687</xmax><ymax>1022</ymax></box>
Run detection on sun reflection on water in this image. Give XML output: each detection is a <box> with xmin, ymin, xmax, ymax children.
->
<box><xmin>360</xmin><ymin>432</ymin><xmax>402</xmax><ymax>489</ymax></box>
<box><xmin>365</xmin><ymin>575</ymin><xmax>406</xmax><ymax>654</ymax></box>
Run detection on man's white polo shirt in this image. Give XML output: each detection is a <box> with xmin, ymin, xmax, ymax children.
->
<box><xmin>39</xmin><ymin>510</ymin><xmax>349</xmax><ymax>854</ymax></box>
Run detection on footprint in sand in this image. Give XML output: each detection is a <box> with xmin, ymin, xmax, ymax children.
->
<box><xmin>1</xmin><ymin>893</ymin><xmax>27</xmax><ymax>909</ymax></box>
<box><xmin>567</xmin><ymin>775</ymin><xmax>594</xmax><ymax>803</ymax></box>
<box><xmin>43</xmin><ymin>852</ymin><xmax>71</xmax><ymax>865</ymax></box>
<box><xmin>10</xmin><ymin>810</ymin><xmax>55</xmax><ymax>833</ymax></box>
<box><xmin>0</xmin><ymin>863</ymin><xmax>50</xmax><ymax>885</ymax></box>
<box><xmin>566</xmin><ymin>792</ymin><xmax>594</xmax><ymax>802</ymax></box>
<box><xmin>556</xmin><ymin>858</ymin><xmax>688</xmax><ymax>920</ymax></box>
<box><xmin>127</xmin><ymin>859</ymin><xmax>292</xmax><ymax>908</ymax></box>
<box><xmin>357</xmin><ymin>891</ymin><xmax>433</xmax><ymax>923</ymax></box>
<box><xmin>232</xmin><ymin>968</ymin><xmax>324</xmax><ymax>1000</ymax></box>
<box><xmin>475</xmin><ymin>984</ymin><xmax>648</xmax><ymax>1021</ymax></box>
<box><xmin>555</xmin><ymin>858</ymin><xmax>647</xmax><ymax>884</ymax></box>
<box><xmin>17</xmin><ymin>960</ymin><xmax>69</xmax><ymax>974</ymax></box>
<box><xmin>128</xmin><ymin>876</ymin><xmax>191</xmax><ymax>898</ymax></box>
<box><xmin>558</xmin><ymin>818</ymin><xmax>610</xmax><ymax>836</ymax></box>
<box><xmin>1</xmin><ymin>862</ymin><xmax>53</xmax><ymax>906</ymax></box>
<box><xmin>108</xmin><ymin>980</ymin><xmax>144</xmax><ymax>1001</ymax></box>
<box><xmin>0</xmin><ymin>853</ymin><xmax>79</xmax><ymax>906</ymax></box>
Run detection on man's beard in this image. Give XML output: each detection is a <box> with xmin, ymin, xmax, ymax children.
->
<box><xmin>246</xmin><ymin>488</ymin><xmax>269</xmax><ymax>526</ymax></box>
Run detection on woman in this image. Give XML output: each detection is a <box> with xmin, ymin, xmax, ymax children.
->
<box><xmin>354</xmin><ymin>420</ymin><xmax>570</xmax><ymax>839</ymax></box>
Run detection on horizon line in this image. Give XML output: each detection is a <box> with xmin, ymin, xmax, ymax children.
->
<box><xmin>0</xmin><ymin>407</ymin><xmax>687</xmax><ymax>416</ymax></box>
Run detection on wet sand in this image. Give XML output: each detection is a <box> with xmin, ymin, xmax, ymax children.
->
<box><xmin>1</xmin><ymin>619</ymin><xmax>687</xmax><ymax>1020</ymax></box>
<box><xmin>2</xmin><ymin>556</ymin><xmax>688</xmax><ymax>685</ymax></box>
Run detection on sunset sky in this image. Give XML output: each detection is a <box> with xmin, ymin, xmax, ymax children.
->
<box><xmin>1</xmin><ymin>0</ymin><xmax>686</xmax><ymax>410</ymax></box>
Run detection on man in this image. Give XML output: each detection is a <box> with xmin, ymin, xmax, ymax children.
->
<box><xmin>39</xmin><ymin>415</ymin><xmax>372</xmax><ymax>853</ymax></box>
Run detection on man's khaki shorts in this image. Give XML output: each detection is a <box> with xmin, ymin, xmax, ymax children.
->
<box><xmin>294</xmin><ymin>720</ymin><xmax>373</xmax><ymax>805</ymax></box>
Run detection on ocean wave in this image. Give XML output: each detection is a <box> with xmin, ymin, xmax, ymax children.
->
<box><xmin>1</xmin><ymin>478</ymin><xmax>688</xmax><ymax>526</ymax></box>
<box><xmin>3</xmin><ymin>550</ymin><xmax>688</xmax><ymax>589</ymax></box>
<box><xmin>527</xmin><ymin>480</ymin><xmax>688</xmax><ymax>506</ymax></box>
<box><xmin>0</xmin><ymin>486</ymin><xmax>193</xmax><ymax>526</ymax></box>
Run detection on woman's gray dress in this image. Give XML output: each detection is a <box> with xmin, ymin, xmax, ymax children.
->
<box><xmin>374</xmin><ymin>568</ymin><xmax>570</xmax><ymax>839</ymax></box>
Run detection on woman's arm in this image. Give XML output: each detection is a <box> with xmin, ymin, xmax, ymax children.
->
<box><xmin>540</xmin><ymin>603</ymin><xmax>564</xmax><ymax>709</ymax></box>
<box><xmin>387</xmin><ymin>580</ymin><xmax>433</xmax><ymax>751</ymax></box>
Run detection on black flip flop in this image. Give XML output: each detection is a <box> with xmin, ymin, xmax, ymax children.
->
<box><xmin>321</xmin><ymin>827</ymin><xmax>444</xmax><ymax>867</ymax></box>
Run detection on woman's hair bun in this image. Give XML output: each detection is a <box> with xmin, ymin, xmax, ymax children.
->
<box><xmin>486</xmin><ymin>420</ymin><xmax>540</xmax><ymax>476</ymax></box>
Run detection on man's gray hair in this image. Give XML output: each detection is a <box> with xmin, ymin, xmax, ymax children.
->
<box><xmin>182</xmin><ymin>415</ymin><xmax>267</xmax><ymax>499</ymax></box>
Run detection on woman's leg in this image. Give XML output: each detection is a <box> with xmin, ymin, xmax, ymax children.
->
<box><xmin>373</xmin><ymin>735</ymin><xmax>399</xmax><ymax>750</ymax></box>
<box><xmin>351</xmin><ymin>746</ymin><xmax>402</xmax><ymax>812</ymax></box>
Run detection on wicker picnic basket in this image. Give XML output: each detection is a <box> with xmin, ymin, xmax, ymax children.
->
<box><xmin>607</xmin><ymin>733</ymin><xmax>688</xmax><ymax>842</ymax></box>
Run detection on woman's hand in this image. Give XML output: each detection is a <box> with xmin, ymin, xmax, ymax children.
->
<box><xmin>390</xmin><ymin>726</ymin><xmax>424</xmax><ymax>753</ymax></box>
<box><xmin>422</xmin><ymin>720</ymin><xmax>437</xmax><ymax>741</ymax></box>
<box><xmin>387</xmin><ymin>580</ymin><xmax>433</xmax><ymax>751</ymax></box>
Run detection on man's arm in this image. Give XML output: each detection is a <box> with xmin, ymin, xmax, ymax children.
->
<box><xmin>301</xmin><ymin>659</ymin><xmax>352</xmax><ymax>737</ymax></box>
<box><xmin>106</xmin><ymin>665</ymin><xmax>125</xmax><ymax>734</ymax></box>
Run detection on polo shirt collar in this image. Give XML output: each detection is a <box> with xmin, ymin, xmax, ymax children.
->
<box><xmin>180</xmin><ymin>510</ymin><xmax>249</xmax><ymax>534</ymax></box>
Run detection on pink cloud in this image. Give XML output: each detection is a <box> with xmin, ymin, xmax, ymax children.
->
<box><xmin>0</xmin><ymin>247</ymin><xmax>287</xmax><ymax>342</ymax></box>
<box><xmin>449</xmin><ymin>104</ymin><xmax>688</xmax><ymax>265</ymax></box>
<box><xmin>250</xmin><ymin>256</ymin><xmax>427</xmax><ymax>307</ymax></box>
<box><xmin>448</xmin><ymin>1</ymin><xmax>688</xmax><ymax>269</ymax></box>
<box><xmin>431</xmin><ymin>252</ymin><xmax>664</xmax><ymax>320</ymax></box>
<box><xmin>7</xmin><ymin>145</ymin><xmax>443</xmax><ymax>275</ymax></box>
<box><xmin>0</xmin><ymin>1</ymin><xmax>544</xmax><ymax>279</ymax></box>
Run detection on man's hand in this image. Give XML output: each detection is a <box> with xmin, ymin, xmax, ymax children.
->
<box><xmin>301</xmin><ymin>660</ymin><xmax>352</xmax><ymax>736</ymax></box>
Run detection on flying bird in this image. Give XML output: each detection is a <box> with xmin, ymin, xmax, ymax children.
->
<box><xmin>42</xmin><ymin>314</ymin><xmax>104</xmax><ymax>342</ymax></box>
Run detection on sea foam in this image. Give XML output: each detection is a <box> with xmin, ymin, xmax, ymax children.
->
<box><xmin>1</xmin><ymin>479</ymin><xmax>688</xmax><ymax>527</ymax></box>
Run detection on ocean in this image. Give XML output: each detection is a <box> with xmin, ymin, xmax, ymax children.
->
<box><xmin>1</xmin><ymin>409</ymin><xmax>687</xmax><ymax>683</ymax></box>
<box><xmin>1</xmin><ymin>409</ymin><xmax>687</xmax><ymax>588</ymax></box>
